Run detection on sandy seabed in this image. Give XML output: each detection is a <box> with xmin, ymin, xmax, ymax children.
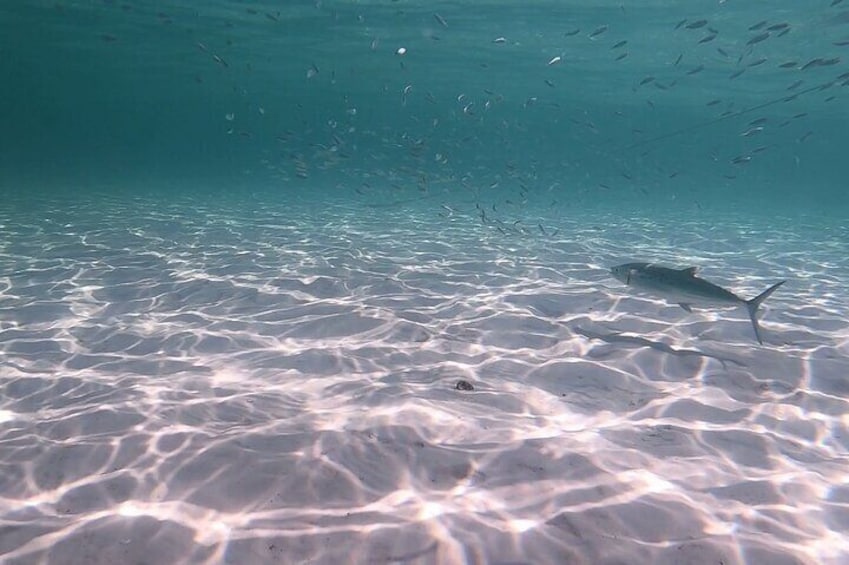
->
<box><xmin>1</xmin><ymin>193</ymin><xmax>848</xmax><ymax>565</ymax></box>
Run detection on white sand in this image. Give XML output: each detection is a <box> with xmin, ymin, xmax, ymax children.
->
<box><xmin>1</xmin><ymin>196</ymin><xmax>847</xmax><ymax>564</ymax></box>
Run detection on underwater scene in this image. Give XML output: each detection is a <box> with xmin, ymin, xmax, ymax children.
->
<box><xmin>1</xmin><ymin>1</ymin><xmax>849</xmax><ymax>564</ymax></box>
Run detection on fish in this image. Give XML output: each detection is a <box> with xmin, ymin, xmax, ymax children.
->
<box><xmin>610</xmin><ymin>262</ymin><xmax>785</xmax><ymax>344</ymax></box>
<box><xmin>801</xmin><ymin>57</ymin><xmax>824</xmax><ymax>70</ymax></box>
<box><xmin>589</xmin><ymin>25</ymin><xmax>609</xmax><ymax>38</ymax></box>
<box><xmin>747</xmin><ymin>32</ymin><xmax>770</xmax><ymax>45</ymax></box>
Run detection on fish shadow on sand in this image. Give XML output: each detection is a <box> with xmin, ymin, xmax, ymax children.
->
<box><xmin>573</xmin><ymin>325</ymin><xmax>747</xmax><ymax>369</ymax></box>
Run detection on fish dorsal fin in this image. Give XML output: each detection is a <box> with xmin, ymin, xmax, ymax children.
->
<box><xmin>679</xmin><ymin>267</ymin><xmax>699</xmax><ymax>277</ymax></box>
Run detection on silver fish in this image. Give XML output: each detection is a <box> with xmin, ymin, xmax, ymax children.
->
<box><xmin>610</xmin><ymin>262</ymin><xmax>785</xmax><ymax>344</ymax></box>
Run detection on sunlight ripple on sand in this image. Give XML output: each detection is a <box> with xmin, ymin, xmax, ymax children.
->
<box><xmin>1</xmin><ymin>195</ymin><xmax>848</xmax><ymax>564</ymax></box>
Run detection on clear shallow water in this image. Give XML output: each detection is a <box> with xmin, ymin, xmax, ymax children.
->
<box><xmin>2</xmin><ymin>194</ymin><xmax>848</xmax><ymax>564</ymax></box>
<box><xmin>2</xmin><ymin>1</ymin><xmax>849</xmax><ymax>564</ymax></box>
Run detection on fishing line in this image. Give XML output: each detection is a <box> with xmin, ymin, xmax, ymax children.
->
<box><xmin>624</xmin><ymin>79</ymin><xmax>834</xmax><ymax>150</ymax></box>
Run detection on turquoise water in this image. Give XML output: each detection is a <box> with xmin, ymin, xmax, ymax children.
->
<box><xmin>2</xmin><ymin>2</ymin><xmax>849</xmax><ymax>565</ymax></box>
<box><xmin>2</xmin><ymin>1</ymin><xmax>848</xmax><ymax>213</ymax></box>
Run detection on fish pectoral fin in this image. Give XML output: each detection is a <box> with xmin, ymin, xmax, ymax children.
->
<box><xmin>678</xmin><ymin>303</ymin><xmax>693</xmax><ymax>313</ymax></box>
<box><xmin>679</xmin><ymin>267</ymin><xmax>699</xmax><ymax>277</ymax></box>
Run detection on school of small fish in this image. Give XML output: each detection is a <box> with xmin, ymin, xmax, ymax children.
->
<box><xmin>74</xmin><ymin>0</ymin><xmax>849</xmax><ymax>234</ymax></box>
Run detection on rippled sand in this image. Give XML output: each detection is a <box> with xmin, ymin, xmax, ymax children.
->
<box><xmin>1</xmin><ymin>193</ymin><xmax>848</xmax><ymax>565</ymax></box>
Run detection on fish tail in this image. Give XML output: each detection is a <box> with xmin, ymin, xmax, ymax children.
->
<box><xmin>745</xmin><ymin>281</ymin><xmax>786</xmax><ymax>344</ymax></box>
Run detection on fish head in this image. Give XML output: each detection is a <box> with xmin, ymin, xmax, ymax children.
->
<box><xmin>610</xmin><ymin>263</ymin><xmax>643</xmax><ymax>285</ymax></box>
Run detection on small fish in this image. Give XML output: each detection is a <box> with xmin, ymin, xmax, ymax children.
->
<box><xmin>801</xmin><ymin>58</ymin><xmax>824</xmax><ymax>70</ymax></box>
<box><xmin>565</xmin><ymin>28</ymin><xmax>581</xmax><ymax>37</ymax></box>
<box><xmin>433</xmin><ymin>13</ymin><xmax>448</xmax><ymax>28</ymax></box>
<box><xmin>779</xmin><ymin>61</ymin><xmax>798</xmax><ymax>68</ymax></box>
<box><xmin>610</xmin><ymin>263</ymin><xmax>785</xmax><ymax>344</ymax></box>
<box><xmin>747</xmin><ymin>32</ymin><xmax>770</xmax><ymax>45</ymax></box>
<box><xmin>749</xmin><ymin>20</ymin><xmax>768</xmax><ymax>31</ymax></box>
<box><xmin>612</xmin><ymin>40</ymin><xmax>628</xmax><ymax>49</ymax></box>
<box><xmin>548</xmin><ymin>55</ymin><xmax>562</xmax><ymax>66</ymax></box>
<box><xmin>615</xmin><ymin>52</ymin><xmax>628</xmax><ymax>61</ymax></box>
<box><xmin>686</xmin><ymin>19</ymin><xmax>708</xmax><ymax>29</ymax></box>
<box><xmin>687</xmin><ymin>64</ymin><xmax>705</xmax><ymax>75</ymax></box>
<box><xmin>767</xmin><ymin>22</ymin><xmax>789</xmax><ymax>31</ymax></box>
<box><xmin>699</xmin><ymin>34</ymin><xmax>717</xmax><ymax>44</ymax></box>
<box><xmin>748</xmin><ymin>57</ymin><xmax>767</xmax><ymax>67</ymax></box>
<box><xmin>589</xmin><ymin>25</ymin><xmax>608</xmax><ymax>38</ymax></box>
<box><xmin>729</xmin><ymin>69</ymin><xmax>746</xmax><ymax>79</ymax></box>
<box><xmin>675</xmin><ymin>19</ymin><xmax>688</xmax><ymax>30</ymax></box>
